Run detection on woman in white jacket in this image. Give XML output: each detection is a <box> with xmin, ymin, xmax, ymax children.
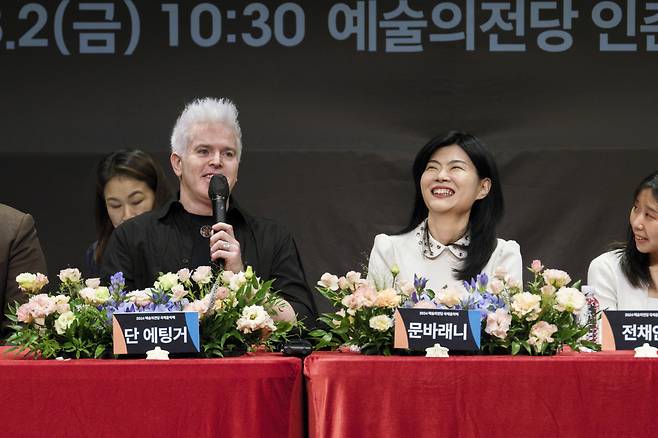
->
<box><xmin>367</xmin><ymin>131</ymin><xmax>522</xmax><ymax>292</ymax></box>
<box><xmin>588</xmin><ymin>171</ymin><xmax>658</xmax><ymax>310</ymax></box>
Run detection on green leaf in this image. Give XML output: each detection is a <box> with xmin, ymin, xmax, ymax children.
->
<box><xmin>511</xmin><ymin>342</ymin><xmax>521</xmax><ymax>355</ymax></box>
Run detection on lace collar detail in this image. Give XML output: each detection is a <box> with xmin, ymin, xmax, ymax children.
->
<box><xmin>416</xmin><ymin>219</ymin><xmax>470</xmax><ymax>260</ymax></box>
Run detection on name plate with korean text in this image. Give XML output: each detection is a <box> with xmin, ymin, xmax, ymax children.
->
<box><xmin>112</xmin><ymin>312</ymin><xmax>200</xmax><ymax>355</ymax></box>
<box><xmin>601</xmin><ymin>310</ymin><xmax>658</xmax><ymax>350</ymax></box>
<box><xmin>393</xmin><ymin>308</ymin><xmax>481</xmax><ymax>351</ymax></box>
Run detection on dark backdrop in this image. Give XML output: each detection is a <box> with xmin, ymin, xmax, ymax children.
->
<box><xmin>1</xmin><ymin>0</ymin><xmax>657</xmax><ymax>312</ymax></box>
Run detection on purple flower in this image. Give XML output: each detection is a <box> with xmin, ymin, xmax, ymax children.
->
<box><xmin>414</xmin><ymin>274</ymin><xmax>429</xmax><ymax>291</ymax></box>
<box><xmin>109</xmin><ymin>272</ymin><xmax>125</xmax><ymax>295</ymax></box>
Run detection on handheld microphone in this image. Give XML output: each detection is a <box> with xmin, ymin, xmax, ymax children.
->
<box><xmin>208</xmin><ymin>174</ymin><xmax>230</xmax><ymax>270</ymax></box>
<box><xmin>208</xmin><ymin>174</ymin><xmax>229</xmax><ymax>224</ymax></box>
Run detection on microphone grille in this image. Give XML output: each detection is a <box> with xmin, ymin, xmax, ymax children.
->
<box><xmin>208</xmin><ymin>174</ymin><xmax>230</xmax><ymax>198</ymax></box>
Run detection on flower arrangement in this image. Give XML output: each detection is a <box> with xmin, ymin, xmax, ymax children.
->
<box><xmin>7</xmin><ymin>269</ymin><xmax>113</xmax><ymax>359</ymax></box>
<box><xmin>142</xmin><ymin>266</ymin><xmax>296</xmax><ymax>357</ymax></box>
<box><xmin>312</xmin><ymin>261</ymin><xmax>599</xmax><ymax>357</ymax></box>
<box><xmin>405</xmin><ymin>261</ymin><xmax>599</xmax><ymax>355</ymax></box>
<box><xmin>311</xmin><ymin>269</ymin><xmax>415</xmax><ymax>355</ymax></box>
<box><xmin>7</xmin><ymin>266</ymin><xmax>297</xmax><ymax>359</ymax></box>
<box><xmin>478</xmin><ymin>261</ymin><xmax>599</xmax><ymax>355</ymax></box>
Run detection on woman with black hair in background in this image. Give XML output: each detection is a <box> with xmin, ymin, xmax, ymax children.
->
<box><xmin>588</xmin><ymin>171</ymin><xmax>658</xmax><ymax>310</ymax></box>
<box><xmin>368</xmin><ymin>131</ymin><xmax>522</xmax><ymax>291</ymax></box>
<box><xmin>85</xmin><ymin>149</ymin><xmax>171</xmax><ymax>276</ymax></box>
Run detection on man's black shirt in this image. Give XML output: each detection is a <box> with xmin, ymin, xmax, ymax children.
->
<box><xmin>101</xmin><ymin>198</ymin><xmax>316</xmax><ymax>324</ymax></box>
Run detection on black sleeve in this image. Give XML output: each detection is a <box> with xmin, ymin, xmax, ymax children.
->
<box><xmin>100</xmin><ymin>225</ymin><xmax>136</xmax><ymax>291</ymax></box>
<box><xmin>84</xmin><ymin>242</ymin><xmax>100</xmax><ymax>278</ymax></box>
<box><xmin>269</xmin><ymin>227</ymin><xmax>317</xmax><ymax>329</ymax></box>
<box><xmin>2</xmin><ymin>214</ymin><xmax>47</xmax><ymax>340</ymax></box>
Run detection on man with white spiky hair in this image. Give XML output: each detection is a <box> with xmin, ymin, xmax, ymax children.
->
<box><xmin>101</xmin><ymin>98</ymin><xmax>315</xmax><ymax>324</ymax></box>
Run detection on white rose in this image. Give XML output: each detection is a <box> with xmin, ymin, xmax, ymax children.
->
<box><xmin>374</xmin><ymin>288</ymin><xmax>401</xmax><ymax>308</ymax></box>
<box><xmin>511</xmin><ymin>292</ymin><xmax>542</xmax><ymax>321</ymax></box>
<box><xmin>183</xmin><ymin>299</ymin><xmax>209</xmax><ymax>319</ymax></box>
<box><xmin>229</xmin><ymin>272</ymin><xmax>247</xmax><ymax>291</ymax></box>
<box><xmin>507</xmin><ymin>279</ymin><xmax>523</xmax><ymax>293</ymax></box>
<box><xmin>345</xmin><ymin>271</ymin><xmax>362</xmax><ymax>286</ymax></box>
<box><xmin>317</xmin><ymin>273</ymin><xmax>339</xmax><ymax>291</ymax></box>
<box><xmin>528</xmin><ymin>321</ymin><xmax>558</xmax><ymax>350</ymax></box>
<box><xmin>126</xmin><ymin>289</ymin><xmax>153</xmax><ymax>307</ymax></box>
<box><xmin>485</xmin><ymin>308</ymin><xmax>512</xmax><ymax>339</ymax></box>
<box><xmin>155</xmin><ymin>272</ymin><xmax>179</xmax><ymax>290</ymax></box>
<box><xmin>192</xmin><ymin>266</ymin><xmax>213</xmax><ymax>285</ymax></box>
<box><xmin>170</xmin><ymin>284</ymin><xmax>188</xmax><ymax>301</ymax></box>
<box><xmin>80</xmin><ymin>286</ymin><xmax>111</xmax><ymax>305</ymax></box>
<box><xmin>436</xmin><ymin>287</ymin><xmax>464</xmax><ymax>308</ymax></box>
<box><xmin>177</xmin><ymin>268</ymin><xmax>191</xmax><ymax>283</ymax></box>
<box><xmin>54</xmin><ymin>295</ymin><xmax>71</xmax><ymax>314</ymax></box>
<box><xmin>54</xmin><ymin>311</ymin><xmax>76</xmax><ymax>335</ymax></box>
<box><xmin>489</xmin><ymin>278</ymin><xmax>504</xmax><ymax>295</ymax></box>
<box><xmin>236</xmin><ymin>305</ymin><xmax>276</xmax><ymax>333</ymax></box>
<box><xmin>542</xmin><ymin>269</ymin><xmax>571</xmax><ymax>288</ymax></box>
<box><xmin>540</xmin><ymin>285</ymin><xmax>556</xmax><ymax>296</ymax></box>
<box><xmin>220</xmin><ymin>270</ymin><xmax>235</xmax><ymax>284</ymax></box>
<box><xmin>369</xmin><ymin>315</ymin><xmax>393</xmax><ymax>332</ymax></box>
<box><xmin>337</xmin><ymin>276</ymin><xmax>350</xmax><ymax>290</ymax></box>
<box><xmin>16</xmin><ymin>273</ymin><xmax>37</xmax><ymax>292</ymax></box>
<box><xmin>58</xmin><ymin>268</ymin><xmax>81</xmax><ymax>283</ymax></box>
<box><xmin>554</xmin><ymin>287</ymin><xmax>586</xmax><ymax>313</ymax></box>
<box><xmin>85</xmin><ymin>278</ymin><xmax>101</xmax><ymax>288</ymax></box>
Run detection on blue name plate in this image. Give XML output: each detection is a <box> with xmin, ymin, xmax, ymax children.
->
<box><xmin>394</xmin><ymin>308</ymin><xmax>481</xmax><ymax>351</ymax></box>
<box><xmin>112</xmin><ymin>311</ymin><xmax>200</xmax><ymax>355</ymax></box>
<box><xmin>601</xmin><ymin>310</ymin><xmax>658</xmax><ymax>350</ymax></box>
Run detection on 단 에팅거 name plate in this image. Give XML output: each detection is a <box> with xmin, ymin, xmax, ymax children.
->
<box><xmin>113</xmin><ymin>312</ymin><xmax>200</xmax><ymax>355</ymax></box>
<box><xmin>601</xmin><ymin>310</ymin><xmax>658</xmax><ymax>350</ymax></box>
<box><xmin>394</xmin><ymin>308</ymin><xmax>481</xmax><ymax>351</ymax></box>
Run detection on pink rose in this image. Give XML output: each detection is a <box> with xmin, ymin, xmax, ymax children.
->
<box><xmin>530</xmin><ymin>260</ymin><xmax>544</xmax><ymax>274</ymax></box>
<box><xmin>215</xmin><ymin>286</ymin><xmax>229</xmax><ymax>300</ymax></box>
<box><xmin>489</xmin><ymin>278</ymin><xmax>504</xmax><ymax>295</ymax></box>
<box><xmin>170</xmin><ymin>284</ymin><xmax>188</xmax><ymax>302</ymax></box>
<box><xmin>85</xmin><ymin>278</ymin><xmax>101</xmax><ymax>288</ymax></box>
<box><xmin>177</xmin><ymin>268</ymin><xmax>191</xmax><ymax>283</ymax></box>
<box><xmin>542</xmin><ymin>269</ymin><xmax>571</xmax><ymax>288</ymax></box>
<box><xmin>16</xmin><ymin>303</ymin><xmax>34</xmax><ymax>323</ymax></box>
<box><xmin>485</xmin><ymin>309</ymin><xmax>512</xmax><ymax>339</ymax></box>
<box><xmin>28</xmin><ymin>294</ymin><xmax>57</xmax><ymax>318</ymax></box>
<box><xmin>528</xmin><ymin>321</ymin><xmax>558</xmax><ymax>350</ymax></box>
<box><xmin>337</xmin><ymin>276</ymin><xmax>350</xmax><ymax>290</ymax></box>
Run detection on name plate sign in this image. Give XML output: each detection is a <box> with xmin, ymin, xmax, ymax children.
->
<box><xmin>601</xmin><ymin>310</ymin><xmax>658</xmax><ymax>350</ymax></box>
<box><xmin>394</xmin><ymin>308</ymin><xmax>481</xmax><ymax>351</ymax></box>
<box><xmin>112</xmin><ymin>312</ymin><xmax>200</xmax><ymax>355</ymax></box>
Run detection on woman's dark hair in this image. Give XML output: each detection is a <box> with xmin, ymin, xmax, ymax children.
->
<box><xmin>94</xmin><ymin>149</ymin><xmax>171</xmax><ymax>265</ymax></box>
<box><xmin>618</xmin><ymin>171</ymin><xmax>658</xmax><ymax>288</ymax></box>
<box><xmin>398</xmin><ymin>131</ymin><xmax>504</xmax><ymax>281</ymax></box>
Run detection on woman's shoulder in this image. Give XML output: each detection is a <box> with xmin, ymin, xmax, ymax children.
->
<box><xmin>494</xmin><ymin>238</ymin><xmax>521</xmax><ymax>254</ymax></box>
<box><xmin>374</xmin><ymin>228</ymin><xmax>417</xmax><ymax>246</ymax></box>
<box><xmin>589</xmin><ymin>250</ymin><xmax>623</xmax><ymax>271</ymax></box>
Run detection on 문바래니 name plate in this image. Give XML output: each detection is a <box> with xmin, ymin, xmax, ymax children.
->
<box><xmin>601</xmin><ymin>310</ymin><xmax>658</xmax><ymax>350</ymax></box>
<box><xmin>393</xmin><ymin>308</ymin><xmax>481</xmax><ymax>351</ymax></box>
<box><xmin>112</xmin><ymin>312</ymin><xmax>200</xmax><ymax>355</ymax></box>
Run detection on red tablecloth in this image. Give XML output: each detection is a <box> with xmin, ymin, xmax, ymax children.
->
<box><xmin>0</xmin><ymin>348</ymin><xmax>302</xmax><ymax>438</ymax></box>
<box><xmin>304</xmin><ymin>351</ymin><xmax>658</xmax><ymax>438</ymax></box>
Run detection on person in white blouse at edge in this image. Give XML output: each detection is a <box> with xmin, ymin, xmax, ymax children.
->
<box><xmin>588</xmin><ymin>171</ymin><xmax>658</xmax><ymax>310</ymax></box>
<box><xmin>367</xmin><ymin>131</ymin><xmax>522</xmax><ymax>293</ymax></box>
